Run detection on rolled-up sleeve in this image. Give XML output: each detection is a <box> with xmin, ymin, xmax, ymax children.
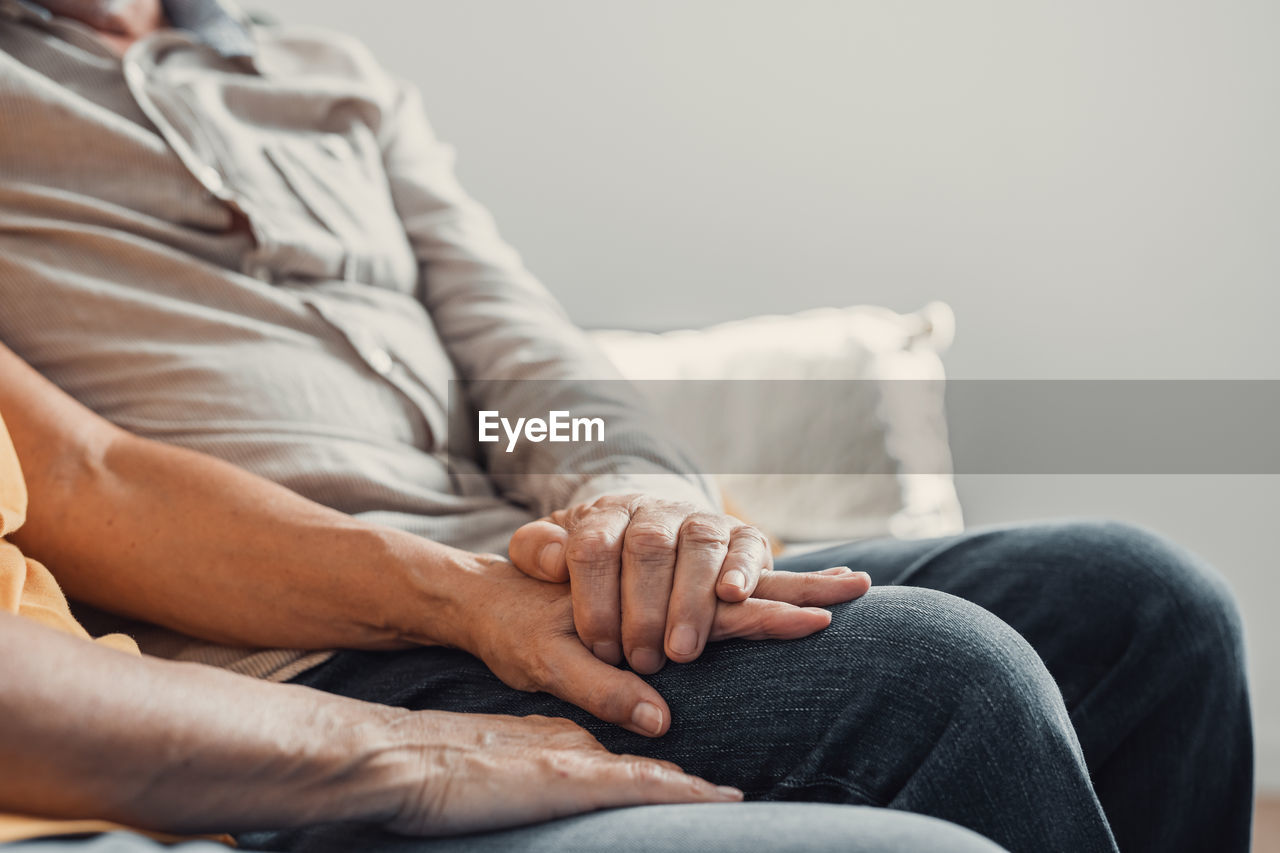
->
<box><xmin>377</xmin><ymin>81</ymin><xmax>720</xmax><ymax>515</ymax></box>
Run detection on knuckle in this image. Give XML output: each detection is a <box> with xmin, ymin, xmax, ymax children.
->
<box><xmin>535</xmin><ymin>714</ymin><xmax>579</xmax><ymax>731</ymax></box>
<box><xmin>568</xmin><ymin>726</ymin><xmax>602</xmax><ymax>748</ymax></box>
<box><xmin>565</xmin><ymin>530</ymin><xmax>623</xmax><ymax>574</ymax></box>
<box><xmin>623</xmin><ymin>523</ymin><xmax>678</xmax><ymax>564</ymax></box>
<box><xmin>559</xmin><ymin>504</ymin><xmax>590</xmax><ymax>527</ymax></box>
<box><xmin>731</xmin><ymin>525</ymin><xmax>770</xmax><ymax>554</ymax></box>
<box><xmin>626</xmin><ymin>759</ymin><xmax>672</xmax><ymax>788</ymax></box>
<box><xmin>679</xmin><ymin>515</ymin><xmax>731</xmax><ymax>550</ymax></box>
<box><xmin>542</xmin><ymin>749</ymin><xmax>582</xmax><ymax>780</ymax></box>
<box><xmin>550</xmin><ymin>717</ymin><xmax>595</xmax><ymax>743</ymax></box>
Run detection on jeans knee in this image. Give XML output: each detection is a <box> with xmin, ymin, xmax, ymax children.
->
<box><xmin>715</xmin><ymin>587</ymin><xmax>1081</xmax><ymax>807</ymax></box>
<box><xmin>1031</xmin><ymin>519</ymin><xmax>1245</xmax><ymax>666</ymax></box>
<box><xmin>827</xmin><ymin>587</ymin><xmax>1069</xmax><ymax>730</ymax></box>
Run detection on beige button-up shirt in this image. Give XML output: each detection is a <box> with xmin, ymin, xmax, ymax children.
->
<box><xmin>0</xmin><ymin>0</ymin><xmax>715</xmax><ymax>679</ymax></box>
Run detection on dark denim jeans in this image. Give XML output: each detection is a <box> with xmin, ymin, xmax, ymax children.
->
<box><xmin>6</xmin><ymin>520</ymin><xmax>1251</xmax><ymax>853</ymax></box>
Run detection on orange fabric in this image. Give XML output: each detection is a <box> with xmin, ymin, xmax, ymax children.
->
<box><xmin>0</xmin><ymin>412</ymin><xmax>227</xmax><ymax>845</ymax></box>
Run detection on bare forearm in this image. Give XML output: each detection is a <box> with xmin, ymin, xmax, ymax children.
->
<box><xmin>0</xmin><ymin>610</ymin><xmax>742</xmax><ymax>837</ymax></box>
<box><xmin>0</xmin><ymin>612</ymin><xmax>412</xmax><ymax>833</ymax></box>
<box><xmin>10</xmin><ymin>431</ymin><xmax>474</xmax><ymax>650</ymax></box>
<box><xmin>0</xmin><ymin>340</ymin><xmax>481</xmax><ymax>651</ymax></box>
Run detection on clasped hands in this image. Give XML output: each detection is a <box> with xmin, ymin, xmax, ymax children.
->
<box><xmin>319</xmin><ymin>493</ymin><xmax>876</xmax><ymax>834</ymax></box>
<box><xmin>451</xmin><ymin>494</ymin><xmax>871</xmax><ymax>739</ymax></box>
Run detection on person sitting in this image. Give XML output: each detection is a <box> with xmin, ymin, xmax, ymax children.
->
<box><xmin>0</xmin><ymin>2</ymin><xmax>1253</xmax><ymax>851</ymax></box>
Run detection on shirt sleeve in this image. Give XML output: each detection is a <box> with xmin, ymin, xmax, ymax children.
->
<box><xmin>376</xmin><ymin>80</ymin><xmax>720</xmax><ymax>515</ymax></box>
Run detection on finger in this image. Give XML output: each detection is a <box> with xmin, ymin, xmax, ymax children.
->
<box><xmin>753</xmin><ymin>567</ymin><xmax>872</xmax><ymax>606</ymax></box>
<box><xmin>620</xmin><ymin>506</ymin><xmax>682</xmax><ymax>674</ymax></box>
<box><xmin>663</xmin><ymin>513</ymin><xmax>732</xmax><ymax>664</ymax></box>
<box><xmin>538</xmin><ymin>635</ymin><xmax>675</xmax><ymax>737</ymax></box>
<box><xmin>715</xmin><ymin>525</ymin><xmax>772</xmax><ymax>603</ymax></box>
<box><xmin>509</xmin><ymin>519</ymin><xmax>570</xmax><ymax>582</ymax></box>
<box><xmin>580</xmin><ymin>754</ymin><xmax>743</xmax><ymax>809</ymax></box>
<box><xmin>648</xmin><ymin>757</ymin><xmax>690</xmax><ymax>775</ymax></box>
<box><xmin>564</xmin><ymin>506</ymin><xmax>633</xmax><ymax>665</ymax></box>
<box><xmin>709</xmin><ymin>598</ymin><xmax>834</xmax><ymax>642</ymax></box>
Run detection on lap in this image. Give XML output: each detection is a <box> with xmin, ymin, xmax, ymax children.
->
<box><xmin>286</xmin><ymin>519</ymin><xmax>1232</xmax><ymax>789</ymax></box>
<box><xmin>7</xmin><ymin>522</ymin><xmax>1239</xmax><ymax>853</ymax></box>
<box><xmin>287</xmin><ymin>582</ymin><xmax>1056</xmax><ymax>803</ymax></box>
<box><xmin>265</xmin><ymin>519</ymin><xmax>1225</xmax><ymax>851</ymax></box>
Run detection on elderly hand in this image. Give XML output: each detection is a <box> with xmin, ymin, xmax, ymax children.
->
<box><xmin>450</xmin><ymin>555</ymin><xmax>859</xmax><ymax>736</ymax></box>
<box><xmin>381</xmin><ymin>709</ymin><xmax>742</xmax><ymax>835</ymax></box>
<box><xmin>508</xmin><ymin>493</ymin><xmax>871</xmax><ymax>674</ymax></box>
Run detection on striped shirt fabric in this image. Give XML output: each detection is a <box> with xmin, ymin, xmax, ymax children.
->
<box><xmin>0</xmin><ymin>0</ymin><xmax>716</xmax><ymax>679</ymax></box>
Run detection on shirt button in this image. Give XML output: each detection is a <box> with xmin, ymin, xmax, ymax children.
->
<box><xmin>366</xmin><ymin>347</ymin><xmax>395</xmax><ymax>377</ymax></box>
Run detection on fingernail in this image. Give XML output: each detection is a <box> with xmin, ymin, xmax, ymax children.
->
<box><xmin>721</xmin><ymin>569</ymin><xmax>747</xmax><ymax>590</ymax></box>
<box><xmin>631</xmin><ymin>701</ymin><xmax>664</xmax><ymax>735</ymax></box>
<box><xmin>539</xmin><ymin>542</ymin><xmax>563</xmax><ymax>575</ymax></box>
<box><xmin>853</xmin><ymin>571</ymin><xmax>871</xmax><ymax>582</ymax></box>
<box><xmin>819</xmin><ymin>566</ymin><xmax>852</xmax><ymax>575</ymax></box>
<box><xmin>630</xmin><ymin>647</ymin><xmax>664</xmax><ymax>673</ymax></box>
<box><xmin>715</xmin><ymin>785</ymin><xmax>744</xmax><ymax>800</ymax></box>
<box><xmin>592</xmin><ymin>641</ymin><xmax>621</xmax><ymax>664</ymax></box>
<box><xmin>669</xmin><ymin>624</ymin><xmax>699</xmax><ymax>656</ymax></box>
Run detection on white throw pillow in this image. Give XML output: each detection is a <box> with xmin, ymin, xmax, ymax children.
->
<box><xmin>588</xmin><ymin>303</ymin><xmax>964</xmax><ymax>543</ymax></box>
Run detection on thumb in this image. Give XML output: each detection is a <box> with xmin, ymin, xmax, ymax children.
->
<box><xmin>539</xmin><ymin>637</ymin><xmax>673</xmax><ymax>737</ymax></box>
<box><xmin>509</xmin><ymin>519</ymin><xmax>570</xmax><ymax>581</ymax></box>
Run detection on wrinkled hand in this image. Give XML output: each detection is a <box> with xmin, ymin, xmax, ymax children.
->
<box><xmin>453</xmin><ymin>555</ymin><xmax>864</xmax><ymax>736</ymax></box>
<box><xmin>509</xmin><ymin>493</ymin><xmax>870</xmax><ymax>674</ymax></box>
<box><xmin>382</xmin><ymin>709</ymin><xmax>741</xmax><ymax>836</ymax></box>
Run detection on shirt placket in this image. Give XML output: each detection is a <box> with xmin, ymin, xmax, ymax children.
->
<box><xmin>119</xmin><ymin>34</ymin><xmax>291</xmax><ymax>286</ymax></box>
<box><xmin>37</xmin><ymin>13</ymin><xmax>446</xmax><ymax>450</ymax></box>
<box><xmin>302</xmin><ymin>297</ymin><xmax>445</xmax><ymax>450</ymax></box>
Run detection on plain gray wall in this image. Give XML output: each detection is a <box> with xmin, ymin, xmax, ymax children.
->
<box><xmin>260</xmin><ymin>0</ymin><xmax>1280</xmax><ymax>786</ymax></box>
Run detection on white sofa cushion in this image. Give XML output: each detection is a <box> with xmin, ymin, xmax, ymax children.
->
<box><xmin>589</xmin><ymin>303</ymin><xmax>964</xmax><ymax>543</ymax></box>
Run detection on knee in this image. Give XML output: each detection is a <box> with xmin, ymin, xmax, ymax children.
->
<box><xmin>821</xmin><ymin>586</ymin><xmax>1068</xmax><ymax>729</ymax></box>
<box><xmin>1012</xmin><ymin>520</ymin><xmax>1245</xmax><ymax>667</ymax></box>
<box><xmin>708</xmin><ymin>587</ymin><xmax>1079</xmax><ymax>805</ymax></box>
